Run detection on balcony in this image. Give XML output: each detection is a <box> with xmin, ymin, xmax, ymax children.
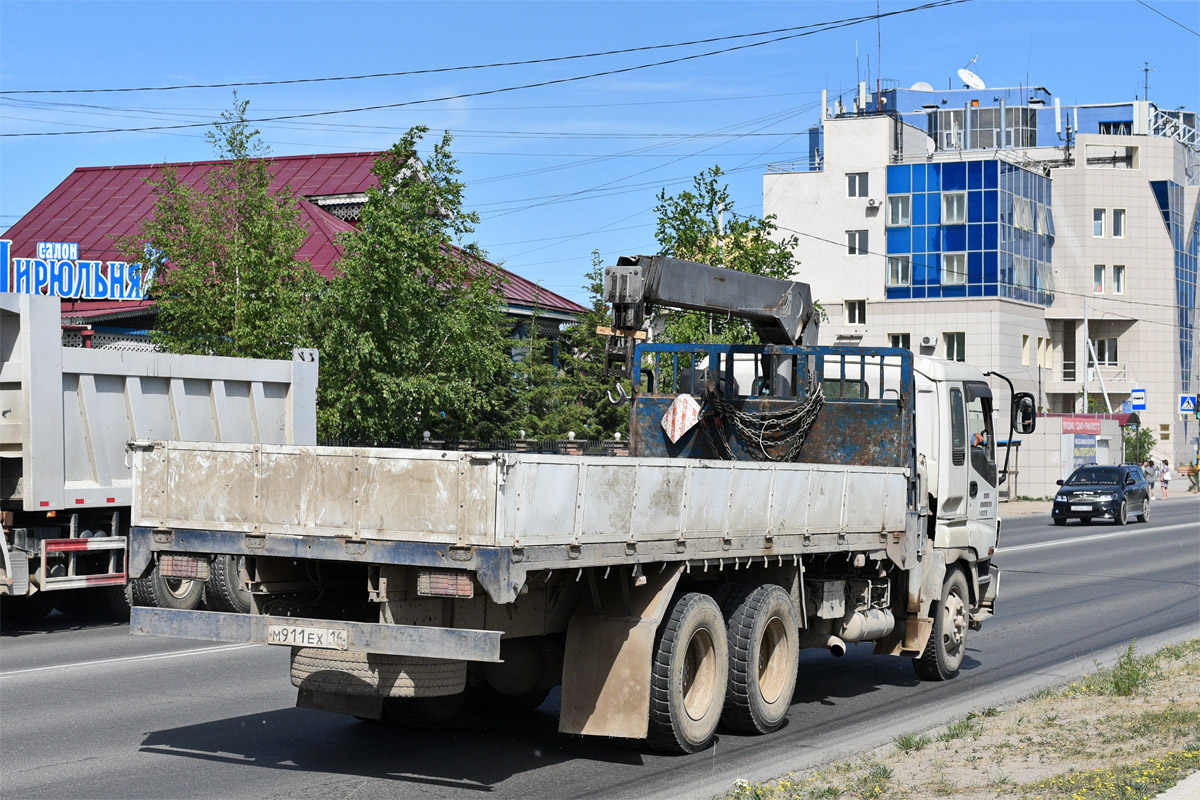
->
<box><xmin>1048</xmin><ymin>360</ymin><xmax>1135</xmax><ymax>397</ymax></box>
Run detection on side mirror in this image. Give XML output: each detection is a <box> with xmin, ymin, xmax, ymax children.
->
<box><xmin>1056</xmin><ymin>479</ymin><xmax>1064</xmax><ymax>485</ymax></box>
<box><xmin>1012</xmin><ymin>392</ymin><xmax>1036</xmax><ymax>434</ymax></box>
<box><xmin>1125</xmin><ymin>476</ymin><xmax>1135</xmax><ymax>485</ymax></box>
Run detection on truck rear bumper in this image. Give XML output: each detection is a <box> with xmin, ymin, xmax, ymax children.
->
<box><xmin>130</xmin><ymin>607</ymin><xmax>502</xmax><ymax>662</ymax></box>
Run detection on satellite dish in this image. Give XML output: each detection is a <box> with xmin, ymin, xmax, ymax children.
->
<box><xmin>911</xmin><ymin>81</ymin><xmax>935</xmax><ymax>92</ymax></box>
<box><xmin>957</xmin><ymin>68</ymin><xmax>986</xmax><ymax>90</ymax></box>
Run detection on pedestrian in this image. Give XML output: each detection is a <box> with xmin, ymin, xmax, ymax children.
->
<box><xmin>1145</xmin><ymin>459</ymin><xmax>1158</xmax><ymax>498</ymax></box>
<box><xmin>1161</xmin><ymin>460</ymin><xmax>1170</xmax><ymax>499</ymax></box>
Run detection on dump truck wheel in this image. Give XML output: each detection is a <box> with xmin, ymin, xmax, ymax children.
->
<box><xmin>290</xmin><ymin>649</ymin><xmax>467</xmax><ymax>698</ymax></box>
<box><xmin>913</xmin><ymin>568</ymin><xmax>969</xmax><ymax>681</ymax></box>
<box><xmin>721</xmin><ymin>584</ymin><xmax>799</xmax><ymax>734</ymax></box>
<box><xmin>132</xmin><ymin>565</ymin><xmax>203</xmax><ymax>610</ymax></box>
<box><xmin>204</xmin><ymin>555</ymin><xmax>251</xmax><ymax>614</ymax></box>
<box><xmin>647</xmin><ymin>592</ymin><xmax>728</xmax><ymax>754</ymax></box>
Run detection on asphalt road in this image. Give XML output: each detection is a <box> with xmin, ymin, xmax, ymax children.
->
<box><xmin>2</xmin><ymin>498</ymin><xmax>1197</xmax><ymax>800</ymax></box>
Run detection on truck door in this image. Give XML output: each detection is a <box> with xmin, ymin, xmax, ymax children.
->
<box><xmin>937</xmin><ymin>384</ymin><xmax>970</xmax><ymax>547</ymax></box>
<box><xmin>964</xmin><ymin>381</ymin><xmax>999</xmax><ymax>556</ymax></box>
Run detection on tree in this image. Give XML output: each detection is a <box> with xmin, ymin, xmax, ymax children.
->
<box><xmin>1124</xmin><ymin>426</ymin><xmax>1155</xmax><ymax>464</ymax></box>
<box><xmin>317</xmin><ymin>127</ymin><xmax>512</xmax><ymax>443</ymax></box>
<box><xmin>121</xmin><ymin>94</ymin><xmax>321</xmax><ymax>359</ymax></box>
<box><xmin>653</xmin><ymin>166</ymin><xmax>800</xmax><ymax>344</ymax></box>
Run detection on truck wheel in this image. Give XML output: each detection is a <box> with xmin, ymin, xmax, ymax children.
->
<box><xmin>204</xmin><ymin>555</ymin><xmax>251</xmax><ymax>614</ymax></box>
<box><xmin>647</xmin><ymin>592</ymin><xmax>729</xmax><ymax>754</ymax></box>
<box><xmin>1115</xmin><ymin>501</ymin><xmax>1128</xmax><ymax>525</ymax></box>
<box><xmin>133</xmin><ymin>565</ymin><xmax>204</xmax><ymax>610</ymax></box>
<box><xmin>721</xmin><ymin>584</ymin><xmax>799</xmax><ymax>734</ymax></box>
<box><xmin>913</xmin><ymin>569</ymin><xmax>969</xmax><ymax>681</ymax></box>
<box><xmin>290</xmin><ymin>649</ymin><xmax>467</xmax><ymax>698</ymax></box>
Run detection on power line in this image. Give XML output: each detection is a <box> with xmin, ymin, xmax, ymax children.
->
<box><xmin>0</xmin><ymin>0</ymin><xmax>970</xmax><ymax>138</ymax></box>
<box><xmin>0</xmin><ymin>5</ymin><xmax>964</xmax><ymax>96</ymax></box>
<box><xmin>1135</xmin><ymin>0</ymin><xmax>1200</xmax><ymax>37</ymax></box>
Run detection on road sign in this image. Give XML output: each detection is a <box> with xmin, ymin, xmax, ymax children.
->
<box><xmin>1121</xmin><ymin>400</ymin><xmax>1133</xmax><ymax>413</ymax></box>
<box><xmin>1180</xmin><ymin>394</ymin><xmax>1197</xmax><ymax>416</ymax></box>
<box><xmin>1130</xmin><ymin>388</ymin><xmax>1146</xmax><ymax>411</ymax></box>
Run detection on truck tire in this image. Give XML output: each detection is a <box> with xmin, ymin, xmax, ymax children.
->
<box><xmin>132</xmin><ymin>565</ymin><xmax>204</xmax><ymax>611</ymax></box>
<box><xmin>204</xmin><ymin>555</ymin><xmax>251</xmax><ymax>614</ymax></box>
<box><xmin>721</xmin><ymin>584</ymin><xmax>799</xmax><ymax>734</ymax></box>
<box><xmin>290</xmin><ymin>648</ymin><xmax>467</xmax><ymax>698</ymax></box>
<box><xmin>913</xmin><ymin>568</ymin><xmax>969</xmax><ymax>681</ymax></box>
<box><xmin>647</xmin><ymin>592</ymin><xmax>729</xmax><ymax>754</ymax></box>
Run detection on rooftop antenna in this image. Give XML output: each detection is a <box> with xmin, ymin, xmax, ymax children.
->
<box><xmin>1141</xmin><ymin>61</ymin><xmax>1154</xmax><ymax>101</ymax></box>
<box><xmin>958</xmin><ymin>55</ymin><xmax>986</xmax><ymax>90</ymax></box>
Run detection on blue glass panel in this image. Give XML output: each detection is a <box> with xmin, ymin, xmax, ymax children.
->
<box><xmin>927</xmin><ymin>226</ymin><xmax>941</xmax><ymax>252</ymax></box>
<box><xmin>1150</xmin><ymin>179</ymin><xmax>1173</xmax><ymax>231</ymax></box>
<box><xmin>984</xmin><ymin>190</ymin><xmax>997</xmax><ymax>222</ymax></box>
<box><xmin>927</xmin><ymin>195</ymin><xmax>941</xmax><ymax>225</ymax></box>
<box><xmin>943</xmin><ymin>162</ymin><xmax>966</xmax><ymax>191</ymax></box>
<box><xmin>886</xmin><ymin>287</ymin><xmax>912</xmax><ymax>300</ymax></box>
<box><xmin>926</xmin><ymin>164</ymin><xmax>941</xmax><ymax>192</ymax></box>
<box><xmin>968</xmin><ymin>251</ymin><xmax>982</xmax><ymax>281</ymax></box>
<box><xmin>887</xmin><ymin>227</ymin><xmax>911</xmax><ymax>254</ymax></box>
<box><xmin>913</xmin><ymin>198</ymin><xmax>926</xmax><ymax>226</ymax></box>
<box><xmin>944</xmin><ymin>225</ymin><xmax>967</xmax><ymax>251</ymax></box>
<box><xmin>968</xmin><ymin>284</ymin><xmax>982</xmax><ymax>297</ymax></box>
<box><xmin>984</xmin><ymin>223</ymin><xmax>998</xmax><ymax>250</ymax></box>
<box><xmin>912</xmin><ymin>287</ymin><xmax>927</xmax><ymax>299</ymax></box>
<box><xmin>968</xmin><ymin>160</ymin><xmax>983</xmax><ymax>190</ymax></box>
<box><xmin>984</xmin><ymin>160</ymin><xmax>998</xmax><ymax>188</ymax></box>
<box><xmin>942</xmin><ymin>284</ymin><xmax>966</xmax><ymax>298</ymax></box>
<box><xmin>968</xmin><ymin>191</ymin><xmax>983</xmax><ymax>223</ymax></box>
<box><xmin>912</xmin><ymin>166</ymin><xmax>925</xmax><ymax>192</ymax></box>
<box><xmin>887</xmin><ymin>165</ymin><xmax>911</xmax><ymax>193</ymax></box>
<box><xmin>968</xmin><ymin>224</ymin><xmax>983</xmax><ymax>251</ymax></box>
<box><xmin>983</xmin><ymin>283</ymin><xmax>998</xmax><ymax>296</ymax></box>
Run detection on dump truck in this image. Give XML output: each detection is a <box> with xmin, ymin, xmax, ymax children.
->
<box><xmin>0</xmin><ymin>293</ymin><xmax>318</xmax><ymax>621</ymax></box>
<box><xmin>128</xmin><ymin>256</ymin><xmax>1035</xmax><ymax>753</ymax></box>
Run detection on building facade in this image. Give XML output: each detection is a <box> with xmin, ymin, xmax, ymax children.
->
<box><xmin>765</xmin><ymin>80</ymin><xmax>1199</xmax><ymax>470</ymax></box>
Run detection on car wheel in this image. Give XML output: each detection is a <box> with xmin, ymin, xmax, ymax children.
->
<box><xmin>1053</xmin><ymin>517</ymin><xmax>1066</xmax><ymax>526</ymax></box>
<box><xmin>1137</xmin><ymin>500</ymin><xmax>1150</xmax><ymax>524</ymax></box>
<box><xmin>1115</xmin><ymin>501</ymin><xmax>1127</xmax><ymax>526</ymax></box>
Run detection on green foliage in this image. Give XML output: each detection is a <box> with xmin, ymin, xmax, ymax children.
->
<box><xmin>122</xmin><ymin>94</ymin><xmax>321</xmax><ymax>359</ymax></box>
<box><xmin>653</xmin><ymin>166</ymin><xmax>799</xmax><ymax>345</ymax></box>
<box><xmin>1125</xmin><ymin>426</ymin><xmax>1155</xmax><ymax>464</ymax></box>
<box><xmin>894</xmin><ymin>732</ymin><xmax>932</xmax><ymax>752</ymax></box>
<box><xmin>316</xmin><ymin>127</ymin><xmax>511</xmax><ymax>442</ymax></box>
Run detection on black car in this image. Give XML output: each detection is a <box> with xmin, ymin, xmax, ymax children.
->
<box><xmin>1051</xmin><ymin>464</ymin><xmax>1151</xmax><ymax>526</ymax></box>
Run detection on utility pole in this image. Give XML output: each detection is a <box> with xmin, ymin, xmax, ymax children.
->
<box><xmin>1141</xmin><ymin>62</ymin><xmax>1154</xmax><ymax>101</ymax></box>
<box><xmin>1082</xmin><ymin>294</ymin><xmax>1088</xmax><ymax>412</ymax></box>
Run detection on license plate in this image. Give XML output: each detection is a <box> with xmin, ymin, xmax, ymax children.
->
<box><xmin>1070</xmin><ymin>505</ymin><xmax>1092</xmax><ymax>512</ymax></box>
<box><xmin>266</xmin><ymin>624</ymin><xmax>348</xmax><ymax>650</ymax></box>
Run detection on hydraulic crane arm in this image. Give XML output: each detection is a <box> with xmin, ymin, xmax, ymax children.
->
<box><xmin>602</xmin><ymin>254</ymin><xmax>819</xmax><ymax>379</ymax></box>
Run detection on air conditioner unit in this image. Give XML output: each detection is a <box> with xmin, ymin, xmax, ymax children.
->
<box><xmin>866</xmin><ymin>198</ymin><xmax>880</xmax><ymax>207</ymax></box>
<box><xmin>920</xmin><ymin>334</ymin><xmax>939</xmax><ymax>348</ymax></box>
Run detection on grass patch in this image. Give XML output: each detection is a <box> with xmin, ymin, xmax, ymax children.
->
<box><xmin>936</xmin><ymin>714</ymin><xmax>983</xmax><ymax>742</ymax></box>
<box><xmin>855</xmin><ymin>761</ymin><xmax>892</xmax><ymax>796</ymax></box>
<box><xmin>1028</xmin><ymin>748</ymin><xmax>1200</xmax><ymax>799</ymax></box>
<box><xmin>893</xmin><ymin>732</ymin><xmax>932</xmax><ymax>752</ymax></box>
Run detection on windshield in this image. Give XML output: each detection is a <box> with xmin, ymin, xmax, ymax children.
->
<box><xmin>1066</xmin><ymin>467</ymin><xmax>1120</xmax><ymax>486</ymax></box>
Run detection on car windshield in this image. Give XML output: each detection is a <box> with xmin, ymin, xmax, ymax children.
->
<box><xmin>1066</xmin><ymin>467</ymin><xmax>1121</xmax><ymax>486</ymax></box>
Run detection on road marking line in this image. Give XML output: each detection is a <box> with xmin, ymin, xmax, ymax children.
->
<box><xmin>1000</xmin><ymin>521</ymin><xmax>1199</xmax><ymax>554</ymax></box>
<box><xmin>0</xmin><ymin>642</ymin><xmax>260</xmax><ymax>678</ymax></box>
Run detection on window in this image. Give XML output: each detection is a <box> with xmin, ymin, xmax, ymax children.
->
<box><xmin>845</xmin><ymin>300</ymin><xmax>867</xmax><ymax>325</ymax></box>
<box><xmin>1113</xmin><ymin>208</ymin><xmax>1125</xmax><ymax>238</ymax></box>
<box><xmin>942</xmin><ymin>192</ymin><xmax>967</xmax><ymax>224</ymax></box>
<box><xmin>943</xmin><ymin>253</ymin><xmax>967</xmax><ymax>284</ymax></box>
<box><xmin>945</xmin><ymin>332</ymin><xmax>966</xmax><ymax>362</ymax></box>
<box><xmin>1090</xmin><ymin>337</ymin><xmax>1118</xmax><ymax>366</ymax></box>
<box><xmin>1093</xmin><ymin>208</ymin><xmax>1106</xmax><ymax>237</ymax></box>
<box><xmin>1014</xmin><ymin>198</ymin><xmax>1034</xmax><ymax>231</ymax></box>
<box><xmin>889</xmin><ymin>333</ymin><xmax>911</xmax><ymax>350</ymax></box>
<box><xmin>1022</xmin><ymin>334</ymin><xmax>1031</xmax><ymax>366</ymax></box>
<box><xmin>887</xmin><ymin>255</ymin><xmax>910</xmax><ymax>286</ymax></box>
<box><xmin>887</xmin><ymin>195</ymin><xmax>910</xmax><ymax>226</ymax></box>
<box><xmin>847</xmin><ymin>230</ymin><xmax>868</xmax><ymax>255</ymax></box>
<box><xmin>1015</xmin><ymin>256</ymin><xmax>1032</xmax><ymax>287</ymax></box>
<box><xmin>1113</xmin><ymin>264</ymin><xmax>1125</xmax><ymax>295</ymax></box>
<box><xmin>1093</xmin><ymin>264</ymin><xmax>1105</xmax><ymax>294</ymax></box>
<box><xmin>847</xmin><ymin>172</ymin><xmax>869</xmax><ymax>197</ymax></box>
<box><xmin>1099</xmin><ymin>121</ymin><xmax>1133</xmax><ymax>135</ymax></box>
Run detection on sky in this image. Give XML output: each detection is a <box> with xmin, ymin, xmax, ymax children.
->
<box><xmin>2</xmin><ymin>0</ymin><xmax>1198</xmax><ymax>305</ymax></box>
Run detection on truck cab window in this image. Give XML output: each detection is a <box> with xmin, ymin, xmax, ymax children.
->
<box><xmin>966</xmin><ymin>386</ymin><xmax>996</xmax><ymax>486</ymax></box>
<box><xmin>950</xmin><ymin>388</ymin><xmax>966</xmax><ymax>466</ymax></box>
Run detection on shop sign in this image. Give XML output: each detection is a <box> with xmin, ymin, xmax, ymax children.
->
<box><xmin>1072</xmin><ymin>434</ymin><xmax>1097</xmax><ymax>469</ymax></box>
<box><xmin>1061</xmin><ymin>417</ymin><xmax>1102</xmax><ymax>435</ymax></box>
<box><xmin>0</xmin><ymin>239</ymin><xmax>155</xmax><ymax>300</ymax></box>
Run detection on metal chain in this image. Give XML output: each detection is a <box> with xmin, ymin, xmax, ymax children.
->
<box><xmin>701</xmin><ymin>382</ymin><xmax>825</xmax><ymax>462</ymax></box>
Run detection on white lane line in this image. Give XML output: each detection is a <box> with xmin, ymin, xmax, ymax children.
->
<box><xmin>0</xmin><ymin>642</ymin><xmax>261</xmax><ymax>678</ymax></box>
<box><xmin>1000</xmin><ymin>521</ymin><xmax>1199</xmax><ymax>554</ymax></box>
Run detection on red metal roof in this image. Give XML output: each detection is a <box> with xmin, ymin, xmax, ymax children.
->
<box><xmin>4</xmin><ymin>152</ymin><xmax>585</xmax><ymax>317</ymax></box>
